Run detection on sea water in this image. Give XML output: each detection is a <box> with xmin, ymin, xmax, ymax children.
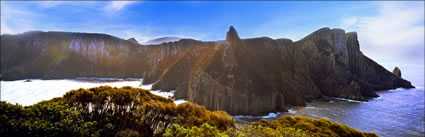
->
<box><xmin>1</xmin><ymin>75</ymin><xmax>423</xmax><ymax>137</ymax></box>
<box><xmin>0</xmin><ymin>78</ymin><xmax>185</xmax><ymax>106</ymax></box>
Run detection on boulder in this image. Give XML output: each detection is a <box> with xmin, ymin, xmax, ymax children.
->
<box><xmin>393</xmin><ymin>67</ymin><xmax>402</xmax><ymax>78</ymax></box>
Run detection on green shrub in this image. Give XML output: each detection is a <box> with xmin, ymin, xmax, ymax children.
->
<box><xmin>0</xmin><ymin>101</ymin><xmax>99</xmax><ymax>137</ymax></box>
<box><xmin>252</xmin><ymin>115</ymin><xmax>378</xmax><ymax>137</ymax></box>
<box><xmin>175</xmin><ymin>102</ymin><xmax>235</xmax><ymax>130</ymax></box>
<box><xmin>164</xmin><ymin>123</ymin><xmax>229</xmax><ymax>137</ymax></box>
<box><xmin>115</xmin><ymin>129</ymin><xmax>141</xmax><ymax>137</ymax></box>
<box><xmin>0</xmin><ymin>86</ymin><xmax>235</xmax><ymax>137</ymax></box>
<box><xmin>164</xmin><ymin>123</ymin><xmax>311</xmax><ymax>137</ymax></box>
<box><xmin>237</xmin><ymin>125</ymin><xmax>311</xmax><ymax>137</ymax></box>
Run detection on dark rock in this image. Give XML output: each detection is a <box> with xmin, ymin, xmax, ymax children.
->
<box><xmin>226</xmin><ymin>25</ymin><xmax>240</xmax><ymax>42</ymax></box>
<box><xmin>337</xmin><ymin>81</ymin><xmax>365</xmax><ymax>101</ymax></box>
<box><xmin>393</xmin><ymin>67</ymin><xmax>401</xmax><ymax>78</ymax></box>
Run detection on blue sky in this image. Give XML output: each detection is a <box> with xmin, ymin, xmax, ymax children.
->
<box><xmin>1</xmin><ymin>1</ymin><xmax>424</xmax><ymax>86</ymax></box>
<box><xmin>2</xmin><ymin>1</ymin><xmax>385</xmax><ymax>41</ymax></box>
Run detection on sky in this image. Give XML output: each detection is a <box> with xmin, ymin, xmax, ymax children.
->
<box><xmin>1</xmin><ymin>1</ymin><xmax>424</xmax><ymax>86</ymax></box>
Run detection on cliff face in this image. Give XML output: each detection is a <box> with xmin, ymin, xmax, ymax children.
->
<box><xmin>1</xmin><ymin>27</ymin><xmax>414</xmax><ymax>115</ymax></box>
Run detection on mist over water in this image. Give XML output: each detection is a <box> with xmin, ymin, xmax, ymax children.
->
<box><xmin>0</xmin><ymin>78</ymin><xmax>178</xmax><ymax>106</ymax></box>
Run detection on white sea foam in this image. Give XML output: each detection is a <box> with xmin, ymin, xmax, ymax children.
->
<box><xmin>150</xmin><ymin>90</ymin><xmax>174</xmax><ymax>98</ymax></box>
<box><xmin>233</xmin><ymin>112</ymin><xmax>283</xmax><ymax>119</ymax></box>
<box><xmin>331</xmin><ymin>97</ymin><xmax>362</xmax><ymax>103</ymax></box>
<box><xmin>174</xmin><ymin>99</ymin><xmax>187</xmax><ymax>105</ymax></box>
<box><xmin>262</xmin><ymin>112</ymin><xmax>282</xmax><ymax>118</ymax></box>
<box><xmin>141</xmin><ymin>83</ymin><xmax>154</xmax><ymax>90</ymax></box>
<box><xmin>0</xmin><ymin>79</ymin><xmax>183</xmax><ymax>106</ymax></box>
<box><xmin>287</xmin><ymin>109</ymin><xmax>297</xmax><ymax>114</ymax></box>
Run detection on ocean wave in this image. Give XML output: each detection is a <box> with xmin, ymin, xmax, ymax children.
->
<box><xmin>232</xmin><ymin>112</ymin><xmax>283</xmax><ymax>119</ymax></box>
<box><xmin>74</xmin><ymin>77</ymin><xmax>142</xmax><ymax>81</ymax></box>
<box><xmin>141</xmin><ymin>84</ymin><xmax>154</xmax><ymax>90</ymax></box>
<box><xmin>174</xmin><ymin>99</ymin><xmax>187</xmax><ymax>105</ymax></box>
<box><xmin>287</xmin><ymin>109</ymin><xmax>297</xmax><ymax>114</ymax></box>
<box><xmin>330</xmin><ymin>97</ymin><xmax>363</xmax><ymax>103</ymax></box>
<box><xmin>262</xmin><ymin>112</ymin><xmax>282</xmax><ymax>118</ymax></box>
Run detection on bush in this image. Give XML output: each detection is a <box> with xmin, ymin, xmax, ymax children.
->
<box><xmin>115</xmin><ymin>129</ymin><xmax>141</xmax><ymax>137</ymax></box>
<box><xmin>62</xmin><ymin>86</ymin><xmax>176</xmax><ymax>136</ymax></box>
<box><xmin>236</xmin><ymin>125</ymin><xmax>311</xmax><ymax>137</ymax></box>
<box><xmin>252</xmin><ymin>115</ymin><xmax>378</xmax><ymax>137</ymax></box>
<box><xmin>175</xmin><ymin>102</ymin><xmax>235</xmax><ymax>130</ymax></box>
<box><xmin>0</xmin><ymin>86</ymin><xmax>235</xmax><ymax>137</ymax></box>
<box><xmin>164</xmin><ymin>123</ymin><xmax>229</xmax><ymax>137</ymax></box>
<box><xmin>164</xmin><ymin>123</ymin><xmax>310</xmax><ymax>137</ymax></box>
<box><xmin>0</xmin><ymin>101</ymin><xmax>98</xmax><ymax>137</ymax></box>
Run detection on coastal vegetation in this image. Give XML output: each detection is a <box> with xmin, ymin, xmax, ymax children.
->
<box><xmin>0</xmin><ymin>86</ymin><xmax>377</xmax><ymax>137</ymax></box>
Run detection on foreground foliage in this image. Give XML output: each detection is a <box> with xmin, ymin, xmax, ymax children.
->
<box><xmin>0</xmin><ymin>86</ymin><xmax>378</xmax><ymax>137</ymax></box>
<box><xmin>0</xmin><ymin>86</ymin><xmax>233</xmax><ymax>137</ymax></box>
<box><xmin>164</xmin><ymin>123</ymin><xmax>311</xmax><ymax>137</ymax></box>
<box><xmin>252</xmin><ymin>115</ymin><xmax>379</xmax><ymax>137</ymax></box>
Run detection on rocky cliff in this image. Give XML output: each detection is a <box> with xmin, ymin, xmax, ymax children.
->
<box><xmin>1</xmin><ymin>26</ymin><xmax>414</xmax><ymax>115</ymax></box>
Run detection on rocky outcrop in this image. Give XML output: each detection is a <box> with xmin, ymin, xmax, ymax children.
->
<box><xmin>1</xmin><ymin>26</ymin><xmax>415</xmax><ymax>115</ymax></box>
<box><xmin>127</xmin><ymin>38</ymin><xmax>139</xmax><ymax>44</ymax></box>
<box><xmin>393</xmin><ymin>67</ymin><xmax>401</xmax><ymax>78</ymax></box>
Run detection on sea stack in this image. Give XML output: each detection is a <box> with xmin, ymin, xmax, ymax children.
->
<box><xmin>393</xmin><ymin>67</ymin><xmax>402</xmax><ymax>78</ymax></box>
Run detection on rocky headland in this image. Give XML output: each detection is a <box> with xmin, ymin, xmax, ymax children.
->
<box><xmin>1</xmin><ymin>26</ymin><xmax>414</xmax><ymax>115</ymax></box>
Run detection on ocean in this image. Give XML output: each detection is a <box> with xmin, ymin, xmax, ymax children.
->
<box><xmin>0</xmin><ymin>78</ymin><xmax>184</xmax><ymax>106</ymax></box>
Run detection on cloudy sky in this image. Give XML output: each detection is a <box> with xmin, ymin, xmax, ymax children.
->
<box><xmin>1</xmin><ymin>1</ymin><xmax>424</xmax><ymax>86</ymax></box>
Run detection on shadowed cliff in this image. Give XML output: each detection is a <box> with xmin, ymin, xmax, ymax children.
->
<box><xmin>1</xmin><ymin>27</ymin><xmax>414</xmax><ymax>115</ymax></box>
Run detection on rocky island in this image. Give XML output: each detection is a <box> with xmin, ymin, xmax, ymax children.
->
<box><xmin>1</xmin><ymin>26</ymin><xmax>414</xmax><ymax>116</ymax></box>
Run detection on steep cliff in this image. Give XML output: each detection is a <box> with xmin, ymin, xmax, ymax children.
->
<box><xmin>1</xmin><ymin>31</ymin><xmax>199</xmax><ymax>80</ymax></box>
<box><xmin>1</xmin><ymin>26</ymin><xmax>415</xmax><ymax>115</ymax></box>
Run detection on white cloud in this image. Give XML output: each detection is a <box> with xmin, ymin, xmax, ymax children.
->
<box><xmin>104</xmin><ymin>1</ymin><xmax>137</xmax><ymax>11</ymax></box>
<box><xmin>1</xmin><ymin>1</ymin><xmax>36</xmax><ymax>34</ymax></box>
<box><xmin>1</xmin><ymin>20</ymin><xmax>13</xmax><ymax>34</ymax></box>
<box><xmin>341</xmin><ymin>1</ymin><xmax>424</xmax><ymax>84</ymax></box>
<box><xmin>341</xmin><ymin>1</ymin><xmax>424</xmax><ymax>61</ymax></box>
